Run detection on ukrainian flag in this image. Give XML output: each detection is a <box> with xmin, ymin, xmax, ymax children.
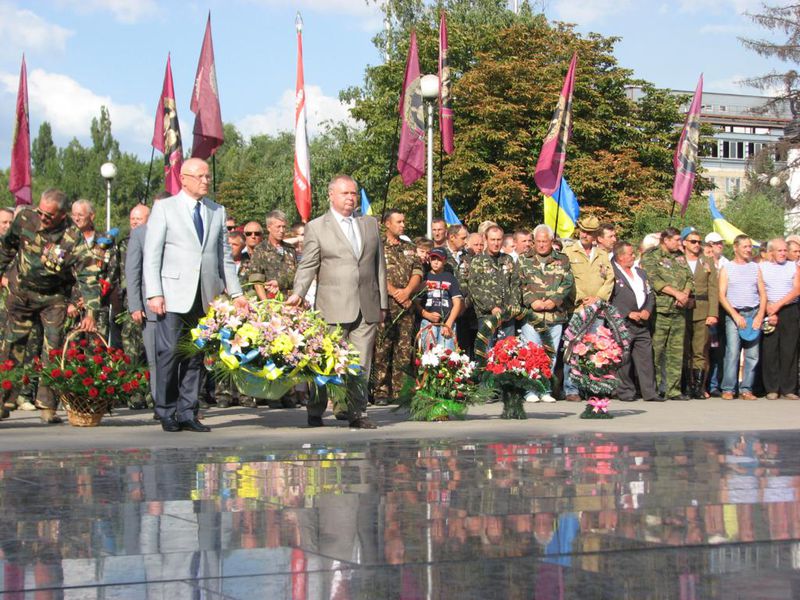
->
<box><xmin>709</xmin><ymin>193</ymin><xmax>745</xmax><ymax>244</ymax></box>
<box><xmin>543</xmin><ymin>178</ymin><xmax>579</xmax><ymax>239</ymax></box>
<box><xmin>443</xmin><ymin>197</ymin><xmax>462</xmax><ymax>226</ymax></box>
<box><xmin>360</xmin><ymin>189</ymin><xmax>373</xmax><ymax>216</ymax></box>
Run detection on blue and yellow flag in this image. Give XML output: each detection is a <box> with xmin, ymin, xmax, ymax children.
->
<box><xmin>708</xmin><ymin>193</ymin><xmax>745</xmax><ymax>245</ymax></box>
<box><xmin>443</xmin><ymin>197</ymin><xmax>461</xmax><ymax>226</ymax></box>
<box><xmin>360</xmin><ymin>189</ymin><xmax>373</xmax><ymax>216</ymax></box>
<box><xmin>543</xmin><ymin>178</ymin><xmax>579</xmax><ymax>239</ymax></box>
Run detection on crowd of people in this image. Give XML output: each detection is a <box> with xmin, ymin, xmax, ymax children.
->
<box><xmin>1</xmin><ymin>161</ymin><xmax>799</xmax><ymax>429</ymax></box>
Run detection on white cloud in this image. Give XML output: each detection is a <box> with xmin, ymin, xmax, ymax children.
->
<box><xmin>552</xmin><ymin>0</ymin><xmax>634</xmax><ymax>24</ymax></box>
<box><xmin>0</xmin><ymin>2</ymin><xmax>73</xmax><ymax>58</ymax></box>
<box><xmin>55</xmin><ymin>0</ymin><xmax>158</xmax><ymax>24</ymax></box>
<box><xmin>677</xmin><ymin>0</ymin><xmax>762</xmax><ymax>15</ymax></box>
<box><xmin>237</xmin><ymin>84</ymin><xmax>355</xmax><ymax>139</ymax></box>
<box><xmin>0</xmin><ymin>68</ymin><xmax>150</xmax><ymax>140</ymax></box>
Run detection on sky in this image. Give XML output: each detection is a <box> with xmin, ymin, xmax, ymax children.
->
<box><xmin>0</xmin><ymin>0</ymin><xmax>786</xmax><ymax>169</ymax></box>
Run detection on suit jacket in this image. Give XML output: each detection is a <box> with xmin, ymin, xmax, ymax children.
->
<box><xmin>125</xmin><ymin>224</ymin><xmax>157</xmax><ymax>321</ymax></box>
<box><xmin>293</xmin><ymin>210</ymin><xmax>388</xmax><ymax>324</ymax></box>
<box><xmin>611</xmin><ymin>263</ymin><xmax>655</xmax><ymax>321</ymax></box>
<box><xmin>143</xmin><ymin>191</ymin><xmax>241</xmax><ymax>314</ymax></box>
<box><xmin>689</xmin><ymin>254</ymin><xmax>719</xmax><ymax>321</ymax></box>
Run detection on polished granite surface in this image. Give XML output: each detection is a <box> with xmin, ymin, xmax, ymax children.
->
<box><xmin>1</xmin><ymin>432</ymin><xmax>799</xmax><ymax>599</ymax></box>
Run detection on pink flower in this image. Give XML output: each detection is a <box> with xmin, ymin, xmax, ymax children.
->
<box><xmin>573</xmin><ymin>342</ymin><xmax>589</xmax><ymax>356</ymax></box>
<box><xmin>588</xmin><ymin>397</ymin><xmax>610</xmax><ymax>413</ymax></box>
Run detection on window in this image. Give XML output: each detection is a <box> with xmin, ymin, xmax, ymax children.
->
<box><xmin>726</xmin><ymin>177</ymin><xmax>741</xmax><ymax>195</ymax></box>
<box><xmin>754</xmin><ymin>127</ymin><xmax>770</xmax><ymax>135</ymax></box>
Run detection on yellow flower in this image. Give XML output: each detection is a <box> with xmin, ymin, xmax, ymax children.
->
<box><xmin>271</xmin><ymin>334</ymin><xmax>294</xmax><ymax>356</ymax></box>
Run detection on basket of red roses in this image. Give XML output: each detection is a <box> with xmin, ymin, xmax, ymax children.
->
<box><xmin>484</xmin><ymin>336</ymin><xmax>552</xmax><ymax>419</ymax></box>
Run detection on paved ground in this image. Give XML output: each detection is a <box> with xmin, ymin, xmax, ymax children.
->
<box><xmin>1</xmin><ymin>396</ymin><xmax>797</xmax><ymax>452</ymax></box>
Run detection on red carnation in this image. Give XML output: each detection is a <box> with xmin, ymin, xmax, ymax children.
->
<box><xmin>48</xmin><ymin>349</ymin><xmax>60</xmax><ymax>360</ymax></box>
<box><xmin>123</xmin><ymin>355</ymin><xmax>131</xmax><ymax>365</ymax></box>
<box><xmin>143</xmin><ymin>371</ymin><xmax>150</xmax><ymax>381</ymax></box>
<box><xmin>21</xmin><ymin>375</ymin><xmax>29</xmax><ymax>385</ymax></box>
<box><xmin>76</xmin><ymin>354</ymin><xmax>86</xmax><ymax>362</ymax></box>
<box><xmin>99</xmin><ymin>374</ymin><xmax>108</xmax><ymax>382</ymax></box>
<box><xmin>102</xmin><ymin>366</ymin><xmax>112</xmax><ymax>374</ymax></box>
<box><xmin>92</xmin><ymin>355</ymin><xmax>103</xmax><ymax>365</ymax></box>
<box><xmin>79</xmin><ymin>339</ymin><xmax>88</xmax><ymax>348</ymax></box>
<box><xmin>82</xmin><ymin>377</ymin><xmax>94</xmax><ymax>386</ymax></box>
<box><xmin>130</xmin><ymin>379</ymin><xmax>140</xmax><ymax>389</ymax></box>
<box><xmin>105</xmin><ymin>386</ymin><xmax>115</xmax><ymax>395</ymax></box>
<box><xmin>1</xmin><ymin>380</ymin><xmax>11</xmax><ymax>391</ymax></box>
<box><xmin>66</xmin><ymin>349</ymin><xmax>77</xmax><ymax>359</ymax></box>
<box><xmin>50</xmin><ymin>368</ymin><xmax>62</xmax><ymax>378</ymax></box>
<box><xmin>88</xmin><ymin>387</ymin><xmax>99</xmax><ymax>398</ymax></box>
<box><xmin>121</xmin><ymin>383</ymin><xmax>131</xmax><ymax>393</ymax></box>
<box><xmin>77</xmin><ymin>366</ymin><xmax>87</xmax><ymax>375</ymax></box>
<box><xmin>63</xmin><ymin>369</ymin><xmax>73</xmax><ymax>378</ymax></box>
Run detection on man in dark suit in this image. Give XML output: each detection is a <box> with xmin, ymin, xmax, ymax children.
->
<box><xmin>611</xmin><ymin>241</ymin><xmax>660</xmax><ymax>402</ymax></box>
<box><xmin>143</xmin><ymin>158</ymin><xmax>247</xmax><ymax>433</ymax></box>
<box><xmin>287</xmin><ymin>174</ymin><xmax>388</xmax><ymax>429</ymax></box>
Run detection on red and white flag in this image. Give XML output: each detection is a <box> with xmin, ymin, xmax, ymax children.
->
<box><xmin>9</xmin><ymin>55</ymin><xmax>31</xmax><ymax>206</ymax></box>
<box><xmin>152</xmin><ymin>54</ymin><xmax>184</xmax><ymax>195</ymax></box>
<box><xmin>293</xmin><ymin>14</ymin><xmax>312</xmax><ymax>223</ymax></box>
<box><xmin>190</xmin><ymin>13</ymin><xmax>224</xmax><ymax>159</ymax></box>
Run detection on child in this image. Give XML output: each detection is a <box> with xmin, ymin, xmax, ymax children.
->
<box><xmin>417</xmin><ymin>247</ymin><xmax>463</xmax><ymax>350</ymax></box>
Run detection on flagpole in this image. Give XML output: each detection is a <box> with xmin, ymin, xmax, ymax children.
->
<box><xmin>143</xmin><ymin>147</ymin><xmax>155</xmax><ymax>203</ymax></box>
<box><xmin>553</xmin><ymin>188</ymin><xmax>561</xmax><ymax>237</ymax></box>
<box><xmin>668</xmin><ymin>201</ymin><xmax>676</xmax><ymax>226</ymax></box>
<box><xmin>212</xmin><ymin>154</ymin><xmax>217</xmax><ymax>194</ymax></box>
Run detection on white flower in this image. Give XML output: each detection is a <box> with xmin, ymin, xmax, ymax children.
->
<box><xmin>421</xmin><ymin>352</ymin><xmax>440</xmax><ymax>368</ymax></box>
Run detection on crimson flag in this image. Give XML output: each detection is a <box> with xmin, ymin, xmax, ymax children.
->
<box><xmin>439</xmin><ymin>10</ymin><xmax>454</xmax><ymax>155</ymax></box>
<box><xmin>152</xmin><ymin>54</ymin><xmax>184</xmax><ymax>195</ymax></box>
<box><xmin>673</xmin><ymin>75</ymin><xmax>703</xmax><ymax>216</ymax></box>
<box><xmin>534</xmin><ymin>53</ymin><xmax>577</xmax><ymax>197</ymax></box>
<box><xmin>397</xmin><ymin>31</ymin><xmax>425</xmax><ymax>187</ymax></box>
<box><xmin>9</xmin><ymin>55</ymin><xmax>31</xmax><ymax>206</ymax></box>
<box><xmin>293</xmin><ymin>15</ymin><xmax>312</xmax><ymax>223</ymax></box>
<box><xmin>190</xmin><ymin>13</ymin><xmax>224</xmax><ymax>159</ymax></box>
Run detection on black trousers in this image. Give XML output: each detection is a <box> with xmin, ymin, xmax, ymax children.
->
<box><xmin>762</xmin><ymin>303</ymin><xmax>799</xmax><ymax>395</ymax></box>
<box><xmin>154</xmin><ymin>290</ymin><xmax>206</xmax><ymax>422</ymax></box>
<box><xmin>615</xmin><ymin>322</ymin><xmax>658</xmax><ymax>401</ymax></box>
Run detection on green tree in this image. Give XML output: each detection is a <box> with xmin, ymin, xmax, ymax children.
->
<box><xmin>723</xmin><ymin>191</ymin><xmax>785</xmax><ymax>242</ymax></box>
<box><xmin>31</xmin><ymin>122</ymin><xmax>59</xmax><ymax>182</ymax></box>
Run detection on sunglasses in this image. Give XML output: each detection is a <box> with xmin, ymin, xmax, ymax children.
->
<box><xmin>684</xmin><ymin>239</ymin><xmax>702</xmax><ymax>244</ymax></box>
<box><xmin>244</xmin><ymin>231</ymin><xmax>263</xmax><ymax>237</ymax></box>
<box><xmin>37</xmin><ymin>209</ymin><xmax>58</xmax><ymax>221</ymax></box>
<box><xmin>226</xmin><ymin>225</ymin><xmax>236</xmax><ymax>231</ymax></box>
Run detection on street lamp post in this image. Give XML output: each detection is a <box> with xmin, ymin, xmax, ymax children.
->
<box><xmin>420</xmin><ymin>74</ymin><xmax>439</xmax><ymax>239</ymax></box>
<box><xmin>100</xmin><ymin>162</ymin><xmax>117</xmax><ymax>232</ymax></box>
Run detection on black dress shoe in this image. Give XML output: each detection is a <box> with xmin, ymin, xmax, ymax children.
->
<box><xmin>161</xmin><ymin>417</ymin><xmax>181</xmax><ymax>432</ymax></box>
<box><xmin>334</xmin><ymin>412</ymin><xmax>350</xmax><ymax>421</ymax></box>
<box><xmin>668</xmin><ymin>394</ymin><xmax>690</xmax><ymax>401</ymax></box>
<box><xmin>349</xmin><ymin>417</ymin><xmax>378</xmax><ymax>429</ymax></box>
<box><xmin>617</xmin><ymin>397</ymin><xmax>637</xmax><ymax>402</ymax></box>
<box><xmin>178</xmin><ymin>419</ymin><xmax>211</xmax><ymax>432</ymax></box>
<box><xmin>644</xmin><ymin>397</ymin><xmax>666</xmax><ymax>402</ymax></box>
<box><xmin>307</xmin><ymin>416</ymin><xmax>324</xmax><ymax>428</ymax></box>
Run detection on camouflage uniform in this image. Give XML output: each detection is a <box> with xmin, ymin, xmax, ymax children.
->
<box><xmin>372</xmin><ymin>237</ymin><xmax>423</xmax><ymax>402</ymax></box>
<box><xmin>0</xmin><ymin>208</ymin><xmax>100</xmax><ymax>410</ymax></box>
<box><xmin>247</xmin><ymin>241</ymin><xmax>297</xmax><ymax>296</ymax></box>
<box><xmin>464</xmin><ymin>251</ymin><xmax>517</xmax><ymax>339</ymax></box>
<box><xmin>641</xmin><ymin>246</ymin><xmax>695</xmax><ymax>399</ymax></box>
<box><xmin>70</xmin><ymin>231</ymin><xmax>119</xmax><ymax>342</ymax></box>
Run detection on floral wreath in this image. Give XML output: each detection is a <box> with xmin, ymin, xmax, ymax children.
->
<box><xmin>562</xmin><ymin>300</ymin><xmax>630</xmax><ymax>396</ymax></box>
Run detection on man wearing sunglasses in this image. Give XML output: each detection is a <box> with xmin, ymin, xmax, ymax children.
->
<box><xmin>0</xmin><ymin>189</ymin><xmax>100</xmax><ymax>424</ymax></box>
<box><xmin>242</xmin><ymin>222</ymin><xmax>263</xmax><ymax>258</ymax></box>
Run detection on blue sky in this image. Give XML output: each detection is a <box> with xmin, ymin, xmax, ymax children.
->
<box><xmin>0</xmin><ymin>0</ymin><xmax>784</xmax><ymax>169</ymax></box>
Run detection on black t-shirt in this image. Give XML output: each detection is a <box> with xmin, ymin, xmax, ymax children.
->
<box><xmin>423</xmin><ymin>271</ymin><xmax>462</xmax><ymax>317</ymax></box>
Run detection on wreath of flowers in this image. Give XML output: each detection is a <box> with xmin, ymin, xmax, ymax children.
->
<box><xmin>484</xmin><ymin>336</ymin><xmax>552</xmax><ymax>419</ymax></box>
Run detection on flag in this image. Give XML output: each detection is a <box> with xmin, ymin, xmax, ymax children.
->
<box><xmin>190</xmin><ymin>13</ymin><xmax>224</xmax><ymax>159</ymax></box>
<box><xmin>439</xmin><ymin>10</ymin><xmax>454</xmax><ymax>155</ymax></box>
<box><xmin>443</xmin><ymin>197</ymin><xmax>461</xmax><ymax>225</ymax></box>
<box><xmin>708</xmin><ymin>193</ymin><xmax>745</xmax><ymax>244</ymax></box>
<box><xmin>534</xmin><ymin>53</ymin><xmax>577</xmax><ymax>197</ymax></box>
<box><xmin>360</xmin><ymin>189</ymin><xmax>373</xmax><ymax>216</ymax></box>
<box><xmin>397</xmin><ymin>31</ymin><xmax>425</xmax><ymax>186</ymax></box>
<box><xmin>293</xmin><ymin>14</ymin><xmax>312</xmax><ymax>223</ymax></box>
<box><xmin>9</xmin><ymin>55</ymin><xmax>31</xmax><ymax>206</ymax></box>
<box><xmin>152</xmin><ymin>54</ymin><xmax>184</xmax><ymax>195</ymax></box>
<box><xmin>673</xmin><ymin>75</ymin><xmax>703</xmax><ymax>216</ymax></box>
<box><xmin>543</xmin><ymin>178</ymin><xmax>580</xmax><ymax>239</ymax></box>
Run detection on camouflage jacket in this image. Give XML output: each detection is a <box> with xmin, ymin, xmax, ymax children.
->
<box><xmin>0</xmin><ymin>208</ymin><xmax>101</xmax><ymax>314</ymax></box>
<box><xmin>383</xmin><ymin>237</ymin><xmax>423</xmax><ymax>308</ymax></box>
<box><xmin>444</xmin><ymin>245</ymin><xmax>466</xmax><ymax>279</ymax></box>
<box><xmin>247</xmin><ymin>240</ymin><xmax>297</xmax><ymax>295</ymax></box>
<box><xmin>640</xmin><ymin>246</ymin><xmax>695</xmax><ymax>314</ymax></box>
<box><xmin>70</xmin><ymin>231</ymin><xmax>120</xmax><ymax>307</ymax></box>
<box><xmin>464</xmin><ymin>251</ymin><xmax>517</xmax><ymax>317</ymax></box>
<box><xmin>516</xmin><ymin>249</ymin><xmax>574</xmax><ymax>325</ymax></box>
<box><xmin>235</xmin><ymin>253</ymin><xmax>251</xmax><ymax>289</ymax></box>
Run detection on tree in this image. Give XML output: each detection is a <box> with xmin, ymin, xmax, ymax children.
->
<box><xmin>31</xmin><ymin>122</ymin><xmax>59</xmax><ymax>181</ymax></box>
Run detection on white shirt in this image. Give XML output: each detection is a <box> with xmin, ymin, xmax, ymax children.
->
<box><xmin>619</xmin><ymin>265</ymin><xmax>647</xmax><ymax>309</ymax></box>
<box><xmin>179</xmin><ymin>190</ymin><xmax>207</xmax><ymax>238</ymax></box>
<box><xmin>331</xmin><ymin>208</ymin><xmax>361</xmax><ymax>253</ymax></box>
<box><xmin>687</xmin><ymin>258</ymin><xmax>698</xmax><ymax>274</ymax></box>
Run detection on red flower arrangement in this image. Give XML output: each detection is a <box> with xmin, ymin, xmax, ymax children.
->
<box><xmin>484</xmin><ymin>336</ymin><xmax>552</xmax><ymax>419</ymax></box>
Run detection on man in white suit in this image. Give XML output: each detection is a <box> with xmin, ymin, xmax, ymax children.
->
<box><xmin>144</xmin><ymin>158</ymin><xmax>248</xmax><ymax>432</ymax></box>
<box><xmin>287</xmin><ymin>175</ymin><xmax>388</xmax><ymax>429</ymax></box>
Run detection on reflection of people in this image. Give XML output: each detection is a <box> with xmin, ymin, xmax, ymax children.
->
<box><xmin>144</xmin><ymin>158</ymin><xmax>247</xmax><ymax>432</ymax></box>
<box><xmin>287</xmin><ymin>174</ymin><xmax>388</xmax><ymax>429</ymax></box>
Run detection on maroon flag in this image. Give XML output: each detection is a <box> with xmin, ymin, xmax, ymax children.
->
<box><xmin>190</xmin><ymin>13</ymin><xmax>224</xmax><ymax>159</ymax></box>
<box><xmin>534</xmin><ymin>53</ymin><xmax>578</xmax><ymax>197</ymax></box>
<box><xmin>152</xmin><ymin>54</ymin><xmax>184</xmax><ymax>195</ymax></box>
<box><xmin>673</xmin><ymin>75</ymin><xmax>703</xmax><ymax>216</ymax></box>
<box><xmin>9</xmin><ymin>55</ymin><xmax>31</xmax><ymax>206</ymax></box>
<box><xmin>293</xmin><ymin>15</ymin><xmax>312</xmax><ymax>223</ymax></box>
<box><xmin>439</xmin><ymin>10</ymin><xmax>454</xmax><ymax>155</ymax></box>
<box><xmin>397</xmin><ymin>31</ymin><xmax>425</xmax><ymax>187</ymax></box>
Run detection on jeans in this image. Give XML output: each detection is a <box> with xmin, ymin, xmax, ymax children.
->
<box><xmin>520</xmin><ymin>322</ymin><xmax>563</xmax><ymax>373</ymax></box>
<box><xmin>722</xmin><ymin>308</ymin><xmax>760</xmax><ymax>394</ymax></box>
<box><xmin>419</xmin><ymin>319</ymin><xmax>456</xmax><ymax>351</ymax></box>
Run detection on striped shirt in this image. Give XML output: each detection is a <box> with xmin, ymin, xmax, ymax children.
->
<box><xmin>724</xmin><ymin>260</ymin><xmax>760</xmax><ymax>309</ymax></box>
<box><xmin>760</xmin><ymin>260</ymin><xmax>797</xmax><ymax>304</ymax></box>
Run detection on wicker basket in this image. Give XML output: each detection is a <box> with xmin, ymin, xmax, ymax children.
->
<box><xmin>57</xmin><ymin>330</ymin><xmax>111</xmax><ymax>427</ymax></box>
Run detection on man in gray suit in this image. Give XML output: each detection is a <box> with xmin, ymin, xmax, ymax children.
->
<box><xmin>287</xmin><ymin>174</ymin><xmax>388</xmax><ymax>429</ymax></box>
<box><xmin>143</xmin><ymin>158</ymin><xmax>247</xmax><ymax>432</ymax></box>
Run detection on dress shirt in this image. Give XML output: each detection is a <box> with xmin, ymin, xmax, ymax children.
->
<box><xmin>619</xmin><ymin>266</ymin><xmax>647</xmax><ymax>309</ymax></box>
<box><xmin>331</xmin><ymin>208</ymin><xmax>361</xmax><ymax>253</ymax></box>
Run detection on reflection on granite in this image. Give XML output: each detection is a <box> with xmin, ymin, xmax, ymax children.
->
<box><xmin>0</xmin><ymin>433</ymin><xmax>799</xmax><ymax>598</ymax></box>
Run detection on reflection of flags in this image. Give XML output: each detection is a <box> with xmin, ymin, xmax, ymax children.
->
<box><xmin>543</xmin><ymin>178</ymin><xmax>579</xmax><ymax>239</ymax></box>
<box><xmin>673</xmin><ymin>75</ymin><xmax>703</xmax><ymax>216</ymax></box>
<box><xmin>439</xmin><ymin>10</ymin><xmax>454</xmax><ymax>155</ymax></box>
<box><xmin>360</xmin><ymin>189</ymin><xmax>373</xmax><ymax>216</ymax></box>
<box><xmin>443</xmin><ymin>197</ymin><xmax>461</xmax><ymax>225</ymax></box>
<box><xmin>709</xmin><ymin>193</ymin><xmax>745</xmax><ymax>244</ymax></box>
<box><xmin>534</xmin><ymin>53</ymin><xmax>577</xmax><ymax>197</ymax></box>
<box><xmin>293</xmin><ymin>16</ymin><xmax>312</xmax><ymax>223</ymax></box>
<box><xmin>397</xmin><ymin>31</ymin><xmax>425</xmax><ymax>186</ymax></box>
<box><xmin>190</xmin><ymin>13</ymin><xmax>224</xmax><ymax>159</ymax></box>
<box><xmin>9</xmin><ymin>55</ymin><xmax>31</xmax><ymax>206</ymax></box>
<box><xmin>152</xmin><ymin>54</ymin><xmax>184</xmax><ymax>195</ymax></box>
